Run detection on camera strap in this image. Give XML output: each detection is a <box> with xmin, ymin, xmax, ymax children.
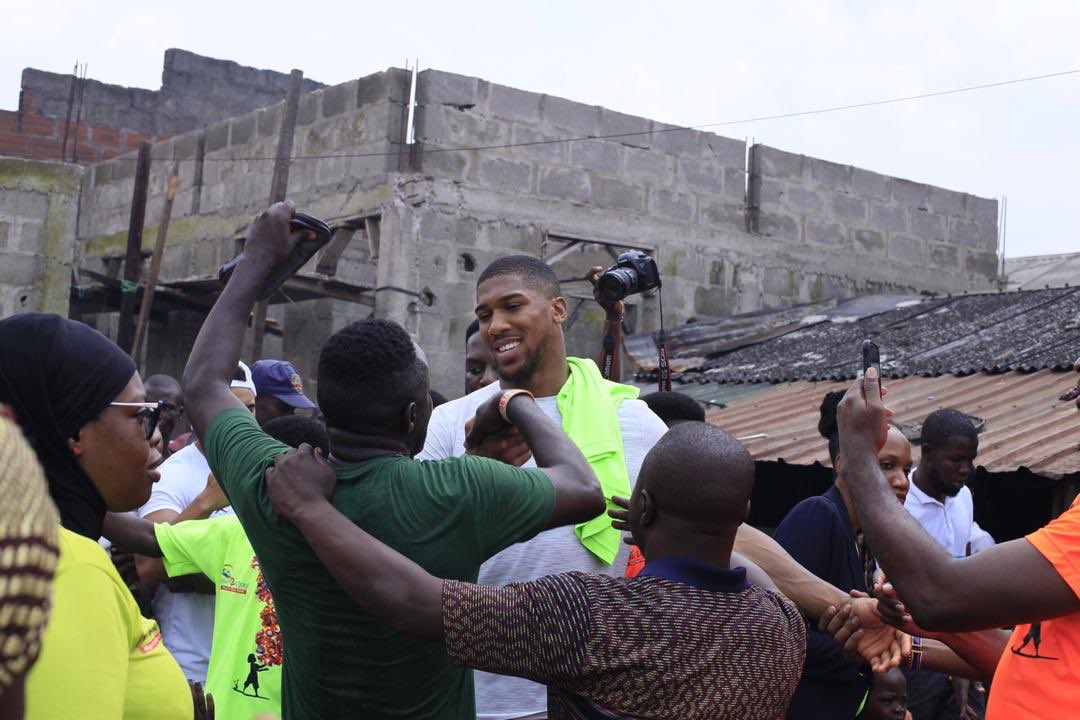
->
<box><xmin>657</xmin><ymin>288</ymin><xmax>671</xmax><ymax>391</ymax></box>
<box><xmin>657</xmin><ymin>333</ymin><xmax>672</xmax><ymax>391</ymax></box>
<box><xmin>600</xmin><ymin>332</ymin><xmax>617</xmax><ymax>379</ymax></box>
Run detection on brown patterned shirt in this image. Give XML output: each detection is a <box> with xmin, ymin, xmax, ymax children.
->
<box><xmin>443</xmin><ymin>557</ymin><xmax>806</xmax><ymax>720</ymax></box>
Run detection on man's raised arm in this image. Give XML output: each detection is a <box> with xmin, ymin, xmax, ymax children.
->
<box><xmin>837</xmin><ymin>370</ymin><xmax>1080</xmax><ymax>631</ymax></box>
<box><xmin>182</xmin><ymin>202</ymin><xmax>296</xmax><ymax>438</ymax></box>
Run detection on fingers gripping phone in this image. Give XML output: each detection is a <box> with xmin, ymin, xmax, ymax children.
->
<box><xmin>862</xmin><ymin>339</ymin><xmax>882</xmax><ymax>397</ymax></box>
<box><xmin>218</xmin><ymin>212</ymin><xmax>333</xmax><ymax>301</ymax></box>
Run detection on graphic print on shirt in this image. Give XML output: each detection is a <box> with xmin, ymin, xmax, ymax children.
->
<box><xmin>232</xmin><ymin>555</ymin><xmax>283</xmax><ymax>698</ymax></box>
<box><xmin>219</xmin><ymin>563</ymin><xmax>249</xmax><ymax>595</ymax></box>
<box><xmin>1011</xmin><ymin>622</ymin><xmax>1059</xmax><ymax>661</ymax></box>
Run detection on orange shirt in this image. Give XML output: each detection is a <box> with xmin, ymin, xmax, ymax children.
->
<box><xmin>987</xmin><ymin>496</ymin><xmax>1080</xmax><ymax>719</ymax></box>
<box><xmin>625</xmin><ymin>545</ymin><xmax>645</xmax><ymax>578</ymax></box>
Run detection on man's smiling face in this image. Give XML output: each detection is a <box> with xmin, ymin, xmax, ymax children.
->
<box><xmin>474</xmin><ymin>274</ymin><xmax>565</xmax><ymax>385</ymax></box>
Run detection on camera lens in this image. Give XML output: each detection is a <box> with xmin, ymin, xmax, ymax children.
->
<box><xmin>598</xmin><ymin>268</ymin><xmax>638</xmax><ymax>302</ymax></box>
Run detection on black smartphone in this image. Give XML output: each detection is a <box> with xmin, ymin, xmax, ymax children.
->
<box><xmin>862</xmin><ymin>339</ymin><xmax>882</xmax><ymax>396</ymax></box>
<box><xmin>218</xmin><ymin>212</ymin><xmax>333</xmax><ymax>301</ymax></box>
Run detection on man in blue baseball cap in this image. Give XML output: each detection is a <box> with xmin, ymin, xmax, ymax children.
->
<box><xmin>250</xmin><ymin>360</ymin><xmax>317</xmax><ymax>427</ymax></box>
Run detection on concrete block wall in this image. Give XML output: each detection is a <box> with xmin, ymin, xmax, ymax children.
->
<box><xmin>63</xmin><ymin>63</ymin><xmax>1003</xmax><ymax>398</ymax></box>
<box><xmin>19</xmin><ymin>50</ymin><xmax>325</xmax><ymax>139</ymax></box>
<box><xmin>1</xmin><ymin>50</ymin><xmax>324</xmax><ymax>164</ymax></box>
<box><xmin>77</xmin><ymin>67</ymin><xmax>409</xmax><ymax>279</ymax></box>
<box><xmin>749</xmin><ymin>145</ymin><xmax>999</xmax><ymax>294</ymax></box>
<box><xmin>412</xmin><ymin>70</ymin><xmax>748</xmax><ymax>237</ymax></box>
<box><xmin>0</xmin><ymin>158</ymin><xmax>82</xmax><ymax>316</ymax></box>
<box><xmin>73</xmin><ymin>69</ymin><xmax>407</xmax><ymax>384</ymax></box>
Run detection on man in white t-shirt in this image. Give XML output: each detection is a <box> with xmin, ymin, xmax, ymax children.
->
<box><xmin>902</xmin><ymin>407</ymin><xmax>993</xmax><ymax>719</ymax></box>
<box><xmin>904</xmin><ymin>408</ymin><xmax>994</xmax><ymax>557</ymax></box>
<box><xmin>135</xmin><ymin>362</ymin><xmax>258</xmax><ymax>681</ymax></box>
<box><xmin>418</xmin><ymin>256</ymin><xmax>668</xmax><ymax>720</ymax></box>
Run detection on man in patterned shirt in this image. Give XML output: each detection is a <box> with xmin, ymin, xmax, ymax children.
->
<box><xmin>265</xmin><ymin>407</ymin><xmax>807</xmax><ymax>720</ymax></box>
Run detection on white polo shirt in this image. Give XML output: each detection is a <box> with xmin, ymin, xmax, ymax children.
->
<box><xmin>903</xmin><ymin>476</ymin><xmax>980</xmax><ymax>558</ymax></box>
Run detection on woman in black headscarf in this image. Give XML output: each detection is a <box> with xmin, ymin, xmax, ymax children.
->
<box><xmin>0</xmin><ymin>313</ymin><xmax>193</xmax><ymax>719</ymax></box>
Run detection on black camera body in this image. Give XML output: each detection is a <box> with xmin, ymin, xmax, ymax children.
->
<box><xmin>597</xmin><ymin>250</ymin><xmax>662</xmax><ymax>302</ymax></box>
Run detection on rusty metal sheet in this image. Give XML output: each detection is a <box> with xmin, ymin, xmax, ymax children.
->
<box><xmin>706</xmin><ymin>370</ymin><xmax>1080</xmax><ymax>479</ymax></box>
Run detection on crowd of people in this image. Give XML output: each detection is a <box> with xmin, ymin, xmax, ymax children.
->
<box><xmin>0</xmin><ymin>199</ymin><xmax>1077</xmax><ymax>720</ymax></box>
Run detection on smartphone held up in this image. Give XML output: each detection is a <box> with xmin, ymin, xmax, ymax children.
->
<box><xmin>862</xmin><ymin>339</ymin><xmax>882</xmax><ymax>398</ymax></box>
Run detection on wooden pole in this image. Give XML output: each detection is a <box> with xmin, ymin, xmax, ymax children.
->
<box><xmin>132</xmin><ymin>162</ymin><xmax>180</xmax><ymax>364</ymax></box>
<box><xmin>252</xmin><ymin>68</ymin><xmax>304</xmax><ymax>359</ymax></box>
<box><xmin>116</xmin><ymin>141</ymin><xmax>152</xmax><ymax>354</ymax></box>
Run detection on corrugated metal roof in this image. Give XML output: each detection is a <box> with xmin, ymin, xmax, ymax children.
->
<box><xmin>635</xmin><ymin>287</ymin><xmax>1080</xmax><ymax>384</ymax></box>
<box><xmin>705</xmin><ymin>369</ymin><xmax>1080</xmax><ymax>479</ymax></box>
<box><xmin>1005</xmin><ymin>253</ymin><xmax>1080</xmax><ymax>291</ymax></box>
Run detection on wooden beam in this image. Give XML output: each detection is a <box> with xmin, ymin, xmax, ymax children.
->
<box><xmin>116</xmin><ymin>141</ymin><xmax>152</xmax><ymax>353</ymax></box>
<box><xmin>315</xmin><ymin>226</ymin><xmax>357</xmax><ymax>276</ymax></box>
<box><xmin>133</xmin><ymin>162</ymin><xmax>179</xmax><ymax>365</ymax></box>
<box><xmin>253</xmin><ymin>68</ymin><xmax>304</xmax><ymax>358</ymax></box>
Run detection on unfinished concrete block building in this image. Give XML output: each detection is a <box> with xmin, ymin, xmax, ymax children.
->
<box><xmin>1</xmin><ymin>55</ymin><xmax>1000</xmax><ymax>398</ymax></box>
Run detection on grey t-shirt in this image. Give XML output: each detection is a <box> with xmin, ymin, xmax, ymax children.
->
<box><xmin>417</xmin><ymin>377</ymin><xmax>669</xmax><ymax>719</ymax></box>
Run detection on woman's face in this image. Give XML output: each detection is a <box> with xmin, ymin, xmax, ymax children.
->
<box><xmin>73</xmin><ymin>371</ymin><xmax>163</xmax><ymax>511</ymax></box>
<box><xmin>878</xmin><ymin>426</ymin><xmax>913</xmax><ymax>504</ymax></box>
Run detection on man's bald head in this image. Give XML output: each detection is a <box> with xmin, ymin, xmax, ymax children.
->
<box><xmin>633</xmin><ymin>422</ymin><xmax>755</xmax><ymax>538</ymax></box>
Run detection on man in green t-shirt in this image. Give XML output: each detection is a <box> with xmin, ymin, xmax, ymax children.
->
<box><xmin>181</xmin><ymin>201</ymin><xmax>604</xmax><ymax>719</ymax></box>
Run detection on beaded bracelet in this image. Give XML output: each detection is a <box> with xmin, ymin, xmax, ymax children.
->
<box><xmin>906</xmin><ymin>635</ymin><xmax>923</xmax><ymax>671</ymax></box>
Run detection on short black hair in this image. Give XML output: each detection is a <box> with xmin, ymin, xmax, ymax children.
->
<box><xmin>641</xmin><ymin>391</ymin><xmax>705</xmax><ymax>426</ymax></box>
<box><xmin>921</xmin><ymin>408</ymin><xmax>977</xmax><ymax>448</ymax></box>
<box><xmin>640</xmin><ymin>422</ymin><xmax>755</xmax><ymax>527</ymax></box>
<box><xmin>262</xmin><ymin>415</ymin><xmax>330</xmax><ymax>456</ymax></box>
<box><xmin>316</xmin><ymin>319</ymin><xmax>427</xmax><ymax>433</ymax></box>
<box><xmin>821</xmin><ymin>389</ymin><xmax>905</xmax><ymax>465</ymax></box>
<box><xmin>818</xmin><ymin>390</ymin><xmax>846</xmax><ymax>465</ymax></box>
<box><xmin>466</xmin><ymin>319</ymin><xmax>480</xmax><ymax>343</ymax></box>
<box><xmin>477</xmin><ymin>255</ymin><xmax>561</xmax><ymax>299</ymax></box>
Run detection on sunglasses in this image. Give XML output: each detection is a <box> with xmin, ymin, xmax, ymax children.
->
<box><xmin>110</xmin><ymin>401</ymin><xmax>164</xmax><ymax>440</ymax></box>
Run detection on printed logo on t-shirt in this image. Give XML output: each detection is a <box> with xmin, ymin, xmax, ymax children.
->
<box><xmin>136</xmin><ymin>623</ymin><xmax>164</xmax><ymax>655</ymax></box>
<box><xmin>220</xmin><ymin>563</ymin><xmax>250</xmax><ymax>595</ymax></box>
<box><xmin>232</xmin><ymin>555</ymin><xmax>283</xmax><ymax>699</ymax></box>
<box><xmin>1011</xmin><ymin>622</ymin><xmax>1060</xmax><ymax>661</ymax></box>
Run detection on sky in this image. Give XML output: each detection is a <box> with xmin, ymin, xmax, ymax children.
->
<box><xmin>3</xmin><ymin>0</ymin><xmax>1077</xmax><ymax>257</ymax></box>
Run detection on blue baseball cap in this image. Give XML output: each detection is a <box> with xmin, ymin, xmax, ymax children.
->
<box><xmin>250</xmin><ymin>360</ymin><xmax>317</xmax><ymax>409</ymax></box>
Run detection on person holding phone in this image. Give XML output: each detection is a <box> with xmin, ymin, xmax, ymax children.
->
<box><xmin>772</xmin><ymin>349</ymin><xmax>913</xmax><ymax>719</ymax></box>
<box><xmin>834</xmin><ymin>358</ymin><xmax>1080</xmax><ymax>720</ymax></box>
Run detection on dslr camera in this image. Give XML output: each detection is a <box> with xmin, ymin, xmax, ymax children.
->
<box><xmin>597</xmin><ymin>250</ymin><xmax>662</xmax><ymax>302</ymax></box>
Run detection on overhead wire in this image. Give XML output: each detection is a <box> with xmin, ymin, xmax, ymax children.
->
<box><xmin>105</xmin><ymin>68</ymin><xmax>1079</xmax><ymax>164</ymax></box>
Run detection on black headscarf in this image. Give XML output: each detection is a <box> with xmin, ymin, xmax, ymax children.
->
<box><xmin>0</xmin><ymin>314</ymin><xmax>136</xmax><ymax>539</ymax></box>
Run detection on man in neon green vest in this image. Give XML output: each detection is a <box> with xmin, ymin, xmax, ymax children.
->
<box><xmin>418</xmin><ymin>255</ymin><xmax>670</xmax><ymax>720</ymax></box>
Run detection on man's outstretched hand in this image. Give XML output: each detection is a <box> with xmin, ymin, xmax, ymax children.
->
<box><xmin>819</xmin><ymin>597</ymin><xmax>911</xmax><ymax>673</ymax></box>
<box><xmin>608</xmin><ymin>494</ymin><xmax>637</xmax><ymax>545</ymax></box>
<box><xmin>266</xmin><ymin>444</ymin><xmax>337</xmax><ymax>521</ymax></box>
<box><xmin>464</xmin><ymin>392</ymin><xmax>532</xmax><ymax>466</ymax></box>
<box><xmin>191</xmin><ymin>681</ymin><xmax>215</xmax><ymax>720</ymax></box>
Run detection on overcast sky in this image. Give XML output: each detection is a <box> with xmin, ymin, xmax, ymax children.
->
<box><xmin>4</xmin><ymin>0</ymin><xmax>1077</xmax><ymax>257</ymax></box>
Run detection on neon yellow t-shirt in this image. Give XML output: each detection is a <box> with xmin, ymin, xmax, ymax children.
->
<box><xmin>26</xmin><ymin>527</ymin><xmax>192</xmax><ymax>720</ymax></box>
<box><xmin>156</xmin><ymin>514</ymin><xmax>282</xmax><ymax>720</ymax></box>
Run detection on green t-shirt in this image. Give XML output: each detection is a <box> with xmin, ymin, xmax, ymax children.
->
<box><xmin>204</xmin><ymin>408</ymin><xmax>556</xmax><ymax>720</ymax></box>
<box><xmin>156</xmin><ymin>515</ymin><xmax>280</xmax><ymax>720</ymax></box>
